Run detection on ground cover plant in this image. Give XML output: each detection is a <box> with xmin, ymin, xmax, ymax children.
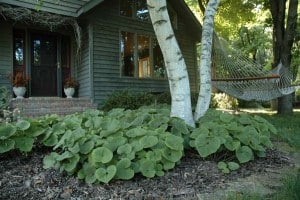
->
<box><xmin>0</xmin><ymin>105</ymin><xmax>278</xmax><ymax>184</ymax></box>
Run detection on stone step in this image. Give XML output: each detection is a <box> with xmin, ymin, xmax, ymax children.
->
<box><xmin>10</xmin><ymin>97</ymin><xmax>97</xmax><ymax>118</ymax></box>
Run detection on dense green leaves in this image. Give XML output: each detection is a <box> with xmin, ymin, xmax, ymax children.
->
<box><xmin>1</xmin><ymin>106</ymin><xmax>277</xmax><ymax>182</ymax></box>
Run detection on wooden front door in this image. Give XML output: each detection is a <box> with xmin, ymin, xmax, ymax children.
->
<box><xmin>31</xmin><ymin>34</ymin><xmax>58</xmax><ymax>96</ymax></box>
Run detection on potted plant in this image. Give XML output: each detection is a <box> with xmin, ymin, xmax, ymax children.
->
<box><xmin>11</xmin><ymin>72</ymin><xmax>30</xmax><ymax>99</ymax></box>
<box><xmin>63</xmin><ymin>77</ymin><xmax>79</xmax><ymax>98</ymax></box>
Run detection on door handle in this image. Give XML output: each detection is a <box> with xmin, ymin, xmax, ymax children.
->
<box><xmin>57</xmin><ymin>62</ymin><xmax>61</xmax><ymax>69</ymax></box>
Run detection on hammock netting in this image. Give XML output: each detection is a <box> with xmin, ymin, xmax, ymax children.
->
<box><xmin>211</xmin><ymin>37</ymin><xmax>299</xmax><ymax>101</ymax></box>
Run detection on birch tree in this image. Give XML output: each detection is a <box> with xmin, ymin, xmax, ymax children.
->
<box><xmin>194</xmin><ymin>0</ymin><xmax>220</xmax><ymax>121</ymax></box>
<box><xmin>147</xmin><ymin>0</ymin><xmax>220</xmax><ymax>125</ymax></box>
<box><xmin>147</xmin><ymin>0</ymin><xmax>195</xmax><ymax>127</ymax></box>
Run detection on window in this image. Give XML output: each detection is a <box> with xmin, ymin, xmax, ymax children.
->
<box><xmin>119</xmin><ymin>0</ymin><xmax>177</xmax><ymax>27</ymax></box>
<box><xmin>120</xmin><ymin>0</ymin><xmax>149</xmax><ymax>21</ymax></box>
<box><xmin>153</xmin><ymin>39</ymin><xmax>166</xmax><ymax>78</ymax></box>
<box><xmin>120</xmin><ymin>31</ymin><xmax>166</xmax><ymax>79</ymax></box>
<box><xmin>138</xmin><ymin>35</ymin><xmax>150</xmax><ymax>78</ymax></box>
<box><xmin>13</xmin><ymin>30</ymin><xmax>26</xmax><ymax>75</ymax></box>
<box><xmin>121</xmin><ymin>31</ymin><xmax>135</xmax><ymax>77</ymax></box>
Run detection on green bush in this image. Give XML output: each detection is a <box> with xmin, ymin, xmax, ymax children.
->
<box><xmin>190</xmin><ymin>109</ymin><xmax>277</xmax><ymax>173</ymax></box>
<box><xmin>0</xmin><ymin>105</ymin><xmax>277</xmax><ymax>183</ymax></box>
<box><xmin>210</xmin><ymin>93</ymin><xmax>239</xmax><ymax>110</ymax></box>
<box><xmin>0</xmin><ymin>86</ymin><xmax>10</xmax><ymax>112</ymax></box>
<box><xmin>295</xmin><ymin>89</ymin><xmax>300</xmax><ymax>102</ymax></box>
<box><xmin>100</xmin><ymin>90</ymin><xmax>156</xmax><ymax>111</ymax></box>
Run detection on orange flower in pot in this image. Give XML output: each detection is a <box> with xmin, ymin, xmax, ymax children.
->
<box><xmin>63</xmin><ymin>77</ymin><xmax>79</xmax><ymax>98</ymax></box>
<box><xmin>11</xmin><ymin>72</ymin><xmax>30</xmax><ymax>99</ymax></box>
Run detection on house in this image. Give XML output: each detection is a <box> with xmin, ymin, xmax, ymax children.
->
<box><xmin>0</xmin><ymin>0</ymin><xmax>202</xmax><ymax>109</ymax></box>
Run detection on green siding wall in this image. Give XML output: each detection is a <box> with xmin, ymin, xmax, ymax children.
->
<box><xmin>0</xmin><ymin>21</ymin><xmax>13</xmax><ymax>88</ymax></box>
<box><xmin>77</xmin><ymin>24</ymin><xmax>92</xmax><ymax>98</ymax></box>
<box><xmin>86</xmin><ymin>0</ymin><xmax>199</xmax><ymax>105</ymax></box>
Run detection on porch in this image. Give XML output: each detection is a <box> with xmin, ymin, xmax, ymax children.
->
<box><xmin>10</xmin><ymin>97</ymin><xmax>97</xmax><ymax>118</ymax></box>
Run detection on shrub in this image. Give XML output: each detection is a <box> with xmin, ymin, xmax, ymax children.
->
<box><xmin>0</xmin><ymin>105</ymin><xmax>277</xmax><ymax>183</ymax></box>
<box><xmin>100</xmin><ymin>90</ymin><xmax>156</xmax><ymax>111</ymax></box>
<box><xmin>295</xmin><ymin>89</ymin><xmax>300</xmax><ymax>102</ymax></box>
<box><xmin>190</xmin><ymin>109</ymin><xmax>277</xmax><ymax>173</ymax></box>
<box><xmin>210</xmin><ymin>93</ymin><xmax>239</xmax><ymax>109</ymax></box>
<box><xmin>0</xmin><ymin>86</ymin><xmax>10</xmax><ymax>112</ymax></box>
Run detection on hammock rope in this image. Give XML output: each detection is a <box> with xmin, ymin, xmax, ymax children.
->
<box><xmin>211</xmin><ymin>36</ymin><xmax>299</xmax><ymax>101</ymax></box>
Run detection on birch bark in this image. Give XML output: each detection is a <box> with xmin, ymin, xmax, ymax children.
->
<box><xmin>147</xmin><ymin>0</ymin><xmax>195</xmax><ymax>127</ymax></box>
<box><xmin>194</xmin><ymin>0</ymin><xmax>220</xmax><ymax>121</ymax></box>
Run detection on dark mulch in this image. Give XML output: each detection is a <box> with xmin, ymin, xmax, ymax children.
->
<box><xmin>0</xmin><ymin>147</ymin><xmax>292</xmax><ymax>200</ymax></box>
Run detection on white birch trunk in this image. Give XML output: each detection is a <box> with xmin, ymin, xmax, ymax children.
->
<box><xmin>147</xmin><ymin>0</ymin><xmax>195</xmax><ymax>127</ymax></box>
<box><xmin>194</xmin><ymin>0</ymin><xmax>220</xmax><ymax>121</ymax></box>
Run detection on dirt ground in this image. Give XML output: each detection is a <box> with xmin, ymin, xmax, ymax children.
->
<box><xmin>0</xmin><ymin>146</ymin><xmax>295</xmax><ymax>200</ymax></box>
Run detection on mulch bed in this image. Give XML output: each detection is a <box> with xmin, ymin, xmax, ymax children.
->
<box><xmin>0</xmin><ymin>147</ymin><xmax>292</xmax><ymax>200</ymax></box>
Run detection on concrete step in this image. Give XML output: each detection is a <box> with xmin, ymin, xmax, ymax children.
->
<box><xmin>10</xmin><ymin>97</ymin><xmax>97</xmax><ymax>118</ymax></box>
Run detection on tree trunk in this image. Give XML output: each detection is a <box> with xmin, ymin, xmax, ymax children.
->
<box><xmin>270</xmin><ymin>0</ymin><xmax>298</xmax><ymax>115</ymax></box>
<box><xmin>147</xmin><ymin>0</ymin><xmax>195</xmax><ymax>127</ymax></box>
<box><xmin>194</xmin><ymin>0</ymin><xmax>220</xmax><ymax>121</ymax></box>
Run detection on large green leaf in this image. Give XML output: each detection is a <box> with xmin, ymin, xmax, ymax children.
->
<box><xmin>146</xmin><ymin>149</ymin><xmax>162</xmax><ymax>161</ymax></box>
<box><xmin>162</xmin><ymin>148</ymin><xmax>182</xmax><ymax>163</ymax></box>
<box><xmin>63</xmin><ymin>154</ymin><xmax>80</xmax><ymax>173</ymax></box>
<box><xmin>90</xmin><ymin>147</ymin><xmax>113</xmax><ymax>164</ymax></box>
<box><xmin>194</xmin><ymin>135</ymin><xmax>221</xmax><ymax>158</ymax></box>
<box><xmin>0</xmin><ymin>139</ymin><xmax>15</xmax><ymax>153</ymax></box>
<box><xmin>125</xmin><ymin>127</ymin><xmax>147</xmax><ymax>138</ymax></box>
<box><xmin>16</xmin><ymin>120</ymin><xmax>31</xmax><ymax>131</ymax></box>
<box><xmin>13</xmin><ymin>136</ymin><xmax>35</xmax><ymax>152</ymax></box>
<box><xmin>56</xmin><ymin>151</ymin><xmax>74</xmax><ymax>161</ymax></box>
<box><xmin>140</xmin><ymin>159</ymin><xmax>156</xmax><ymax>178</ymax></box>
<box><xmin>219</xmin><ymin>112</ymin><xmax>234</xmax><ymax>123</ymax></box>
<box><xmin>79</xmin><ymin>140</ymin><xmax>95</xmax><ymax>154</ymax></box>
<box><xmin>24</xmin><ymin>125</ymin><xmax>45</xmax><ymax>137</ymax></box>
<box><xmin>164</xmin><ymin>134</ymin><xmax>183</xmax><ymax>151</ymax></box>
<box><xmin>103</xmin><ymin>136</ymin><xmax>127</xmax><ymax>152</ymax></box>
<box><xmin>140</xmin><ymin>135</ymin><xmax>158</xmax><ymax>148</ymax></box>
<box><xmin>238</xmin><ymin>114</ymin><xmax>252</xmax><ymax>125</ymax></box>
<box><xmin>224</xmin><ymin>136</ymin><xmax>240</xmax><ymax>151</ymax></box>
<box><xmin>236</xmin><ymin>146</ymin><xmax>253</xmax><ymax>163</ymax></box>
<box><xmin>100</xmin><ymin>118</ymin><xmax>121</xmax><ymax>137</ymax></box>
<box><xmin>170</xmin><ymin>118</ymin><xmax>190</xmax><ymax>135</ymax></box>
<box><xmin>161</xmin><ymin>158</ymin><xmax>175</xmax><ymax>170</ymax></box>
<box><xmin>228</xmin><ymin>162</ymin><xmax>240</xmax><ymax>170</ymax></box>
<box><xmin>0</xmin><ymin>125</ymin><xmax>16</xmax><ymax>140</ymax></box>
<box><xmin>116</xmin><ymin>158</ymin><xmax>135</xmax><ymax>180</ymax></box>
<box><xmin>190</xmin><ymin>127</ymin><xmax>209</xmax><ymax>139</ymax></box>
<box><xmin>43</xmin><ymin>152</ymin><xmax>59</xmax><ymax>169</ymax></box>
<box><xmin>117</xmin><ymin>144</ymin><xmax>132</xmax><ymax>155</ymax></box>
<box><xmin>42</xmin><ymin>133</ymin><xmax>59</xmax><ymax>147</ymax></box>
<box><xmin>95</xmin><ymin>165</ymin><xmax>117</xmax><ymax>183</ymax></box>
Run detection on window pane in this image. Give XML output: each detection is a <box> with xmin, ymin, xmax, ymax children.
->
<box><xmin>14</xmin><ymin>32</ymin><xmax>25</xmax><ymax>66</ymax></box>
<box><xmin>120</xmin><ymin>0</ymin><xmax>133</xmax><ymax>17</ymax></box>
<box><xmin>138</xmin><ymin>35</ymin><xmax>150</xmax><ymax>78</ymax></box>
<box><xmin>121</xmin><ymin>31</ymin><xmax>135</xmax><ymax>77</ymax></box>
<box><xmin>33</xmin><ymin>39</ymin><xmax>41</xmax><ymax>66</ymax></box>
<box><xmin>136</xmin><ymin>0</ymin><xmax>149</xmax><ymax>21</ymax></box>
<box><xmin>153</xmin><ymin>39</ymin><xmax>166</xmax><ymax>78</ymax></box>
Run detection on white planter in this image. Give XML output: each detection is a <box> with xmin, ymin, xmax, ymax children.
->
<box><xmin>13</xmin><ymin>87</ymin><xmax>26</xmax><ymax>99</ymax></box>
<box><xmin>64</xmin><ymin>87</ymin><xmax>75</xmax><ymax>98</ymax></box>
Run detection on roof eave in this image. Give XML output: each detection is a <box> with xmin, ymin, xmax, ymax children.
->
<box><xmin>76</xmin><ymin>0</ymin><xmax>105</xmax><ymax>17</ymax></box>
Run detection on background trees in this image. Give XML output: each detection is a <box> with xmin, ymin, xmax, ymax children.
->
<box><xmin>186</xmin><ymin>0</ymin><xmax>299</xmax><ymax>114</ymax></box>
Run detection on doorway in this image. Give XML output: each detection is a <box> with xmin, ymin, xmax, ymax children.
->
<box><xmin>31</xmin><ymin>34</ymin><xmax>58</xmax><ymax>96</ymax></box>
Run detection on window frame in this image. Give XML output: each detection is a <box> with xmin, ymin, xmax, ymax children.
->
<box><xmin>119</xmin><ymin>30</ymin><xmax>166</xmax><ymax>80</ymax></box>
<box><xmin>13</xmin><ymin>29</ymin><xmax>26</xmax><ymax>75</ymax></box>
